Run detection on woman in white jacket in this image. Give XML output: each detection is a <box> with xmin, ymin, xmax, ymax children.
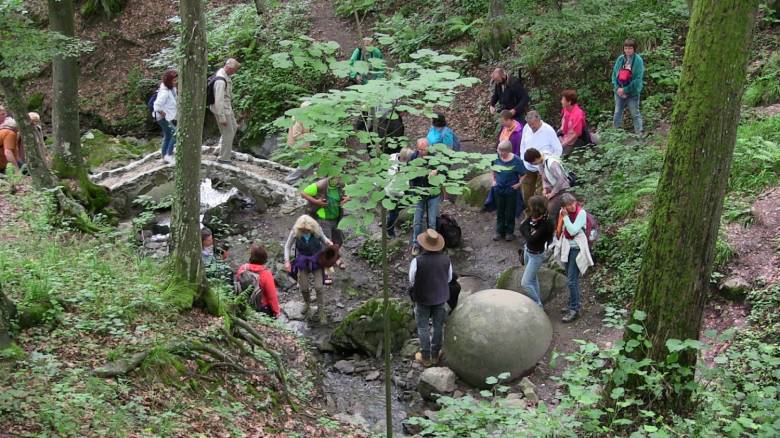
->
<box><xmin>554</xmin><ymin>192</ymin><xmax>594</xmax><ymax>323</ymax></box>
<box><xmin>153</xmin><ymin>70</ymin><xmax>178</xmax><ymax>163</ymax></box>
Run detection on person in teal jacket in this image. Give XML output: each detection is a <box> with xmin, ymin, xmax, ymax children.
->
<box><xmin>611</xmin><ymin>38</ymin><xmax>644</xmax><ymax>134</ymax></box>
<box><xmin>349</xmin><ymin>37</ymin><xmax>384</xmax><ymax>84</ymax></box>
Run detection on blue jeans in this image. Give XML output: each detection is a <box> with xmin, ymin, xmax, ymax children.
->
<box><xmin>158</xmin><ymin>119</ymin><xmax>176</xmax><ymax>156</ymax></box>
<box><xmin>411</xmin><ymin>195</ymin><xmax>441</xmax><ymax>246</ymax></box>
<box><xmin>521</xmin><ymin>245</ymin><xmax>545</xmax><ymax>307</ymax></box>
<box><xmin>415</xmin><ymin>303</ymin><xmax>446</xmax><ymax>360</ymax></box>
<box><xmin>613</xmin><ymin>94</ymin><xmax>643</xmax><ymax>134</ymax></box>
<box><xmin>566</xmin><ymin>247</ymin><xmax>581</xmax><ymax>312</ymax></box>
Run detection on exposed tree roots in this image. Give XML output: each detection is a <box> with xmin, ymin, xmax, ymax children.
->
<box><xmin>91</xmin><ymin>316</ymin><xmax>297</xmax><ymax>411</ymax></box>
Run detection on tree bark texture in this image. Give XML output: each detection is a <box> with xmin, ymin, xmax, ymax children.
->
<box><xmin>627</xmin><ymin>0</ymin><xmax>758</xmax><ymax>406</ymax></box>
<box><xmin>0</xmin><ymin>284</ymin><xmax>17</xmax><ymax>350</ymax></box>
<box><xmin>172</xmin><ymin>0</ymin><xmax>208</xmax><ymax>299</ymax></box>
<box><xmin>47</xmin><ymin>0</ymin><xmax>109</xmax><ymax>211</ymax></box>
<box><xmin>47</xmin><ymin>0</ymin><xmax>82</xmax><ymax>178</ymax></box>
<box><xmin>476</xmin><ymin>0</ymin><xmax>513</xmax><ymax>61</ymax></box>
<box><xmin>0</xmin><ymin>76</ymin><xmax>55</xmax><ymax>188</ymax></box>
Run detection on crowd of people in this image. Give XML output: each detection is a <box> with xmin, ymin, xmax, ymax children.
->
<box><xmin>2</xmin><ymin>37</ymin><xmax>645</xmax><ymax>371</ymax></box>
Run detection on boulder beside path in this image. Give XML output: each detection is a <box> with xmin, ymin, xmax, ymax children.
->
<box><xmin>443</xmin><ymin>289</ymin><xmax>553</xmax><ymax>388</ymax></box>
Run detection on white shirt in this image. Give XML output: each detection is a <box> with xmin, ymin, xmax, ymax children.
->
<box><xmin>520</xmin><ymin>121</ymin><xmax>562</xmax><ymax>172</ymax></box>
<box><xmin>408</xmin><ymin>257</ymin><xmax>453</xmax><ymax>286</ymax></box>
<box><xmin>153</xmin><ymin>84</ymin><xmax>177</xmax><ymax>121</ymax></box>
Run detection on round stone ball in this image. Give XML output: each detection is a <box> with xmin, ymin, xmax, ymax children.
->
<box><xmin>443</xmin><ymin>289</ymin><xmax>553</xmax><ymax>388</ymax></box>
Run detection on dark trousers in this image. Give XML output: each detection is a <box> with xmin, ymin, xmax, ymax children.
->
<box><xmin>495</xmin><ymin>190</ymin><xmax>518</xmax><ymax>236</ymax></box>
<box><xmin>415</xmin><ymin>303</ymin><xmax>446</xmax><ymax>360</ymax></box>
<box><xmin>386</xmin><ymin>207</ymin><xmax>401</xmax><ymax>237</ymax></box>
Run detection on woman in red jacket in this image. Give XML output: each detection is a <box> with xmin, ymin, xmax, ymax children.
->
<box><xmin>235</xmin><ymin>245</ymin><xmax>281</xmax><ymax>318</ymax></box>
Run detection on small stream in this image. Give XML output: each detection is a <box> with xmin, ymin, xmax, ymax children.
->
<box><xmin>134</xmin><ymin>178</ymin><xmax>416</xmax><ymax>435</ymax></box>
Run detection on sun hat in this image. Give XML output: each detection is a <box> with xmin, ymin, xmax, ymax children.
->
<box><xmin>416</xmin><ymin>229</ymin><xmax>445</xmax><ymax>252</ymax></box>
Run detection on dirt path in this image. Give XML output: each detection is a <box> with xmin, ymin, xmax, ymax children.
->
<box><xmin>725</xmin><ymin>186</ymin><xmax>780</xmax><ymax>286</ymax></box>
<box><xmin>308</xmin><ymin>0</ymin><xmax>362</xmax><ymax>57</ymax></box>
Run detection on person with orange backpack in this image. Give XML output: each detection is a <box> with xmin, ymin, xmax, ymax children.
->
<box><xmin>235</xmin><ymin>244</ymin><xmax>280</xmax><ymax>318</ymax></box>
<box><xmin>553</xmin><ymin>193</ymin><xmax>594</xmax><ymax>323</ymax></box>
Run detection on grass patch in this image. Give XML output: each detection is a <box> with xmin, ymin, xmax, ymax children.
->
<box><xmin>80</xmin><ymin>129</ymin><xmax>158</xmax><ymax>169</ymax></box>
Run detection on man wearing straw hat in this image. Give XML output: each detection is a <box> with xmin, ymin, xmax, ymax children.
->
<box><xmin>408</xmin><ymin>229</ymin><xmax>452</xmax><ymax>367</ymax></box>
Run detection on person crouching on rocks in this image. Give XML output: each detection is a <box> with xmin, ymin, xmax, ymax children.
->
<box><xmin>409</xmin><ymin>229</ymin><xmax>453</xmax><ymax>367</ymax></box>
<box><xmin>284</xmin><ymin>215</ymin><xmax>333</xmax><ymax>324</ymax></box>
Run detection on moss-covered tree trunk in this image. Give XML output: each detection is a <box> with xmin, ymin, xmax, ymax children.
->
<box><xmin>0</xmin><ymin>285</ymin><xmax>17</xmax><ymax>350</ymax></box>
<box><xmin>172</xmin><ymin>0</ymin><xmax>213</xmax><ymax>310</ymax></box>
<box><xmin>47</xmin><ymin>0</ymin><xmax>109</xmax><ymax>212</ymax></box>
<box><xmin>626</xmin><ymin>0</ymin><xmax>758</xmax><ymax>410</ymax></box>
<box><xmin>0</xmin><ymin>76</ymin><xmax>55</xmax><ymax>188</ymax></box>
<box><xmin>476</xmin><ymin>0</ymin><xmax>514</xmax><ymax>61</ymax></box>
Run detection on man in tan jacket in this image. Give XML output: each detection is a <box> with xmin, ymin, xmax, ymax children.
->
<box><xmin>209</xmin><ymin>58</ymin><xmax>240</xmax><ymax>163</ymax></box>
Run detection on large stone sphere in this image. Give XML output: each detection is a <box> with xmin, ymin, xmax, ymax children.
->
<box><xmin>496</xmin><ymin>266</ymin><xmax>566</xmax><ymax>304</ymax></box>
<box><xmin>444</xmin><ymin>289</ymin><xmax>552</xmax><ymax>388</ymax></box>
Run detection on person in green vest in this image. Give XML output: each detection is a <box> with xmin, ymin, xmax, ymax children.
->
<box><xmin>301</xmin><ymin>177</ymin><xmax>347</xmax><ymax>280</ymax></box>
<box><xmin>348</xmin><ymin>37</ymin><xmax>384</xmax><ymax>85</ymax></box>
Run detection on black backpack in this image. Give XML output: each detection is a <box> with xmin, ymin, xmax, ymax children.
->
<box><xmin>437</xmin><ymin>213</ymin><xmax>462</xmax><ymax>248</ymax></box>
<box><xmin>206</xmin><ymin>76</ymin><xmax>226</xmax><ymax>106</ymax></box>
<box><xmin>146</xmin><ymin>90</ymin><xmax>158</xmax><ymax>121</ymax></box>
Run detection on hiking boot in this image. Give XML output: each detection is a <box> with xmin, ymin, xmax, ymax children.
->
<box><xmin>493</xmin><ymin>234</ymin><xmax>503</xmax><ymax>241</ymax></box>
<box><xmin>562</xmin><ymin>309</ymin><xmax>579</xmax><ymax>323</ymax></box>
<box><xmin>505</xmin><ymin>234</ymin><xmax>516</xmax><ymax>241</ymax></box>
<box><xmin>415</xmin><ymin>352</ymin><xmax>433</xmax><ymax>368</ymax></box>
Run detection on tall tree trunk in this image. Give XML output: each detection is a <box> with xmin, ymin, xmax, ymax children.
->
<box><xmin>172</xmin><ymin>0</ymin><xmax>212</xmax><ymax>309</ymax></box>
<box><xmin>0</xmin><ymin>285</ymin><xmax>17</xmax><ymax>350</ymax></box>
<box><xmin>476</xmin><ymin>0</ymin><xmax>514</xmax><ymax>61</ymax></box>
<box><xmin>626</xmin><ymin>0</ymin><xmax>758</xmax><ymax>410</ymax></box>
<box><xmin>0</xmin><ymin>76</ymin><xmax>55</xmax><ymax>188</ymax></box>
<box><xmin>47</xmin><ymin>0</ymin><xmax>109</xmax><ymax>212</ymax></box>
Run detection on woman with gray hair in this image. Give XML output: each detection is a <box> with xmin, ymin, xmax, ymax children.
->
<box><xmin>553</xmin><ymin>193</ymin><xmax>594</xmax><ymax>322</ymax></box>
<box><xmin>491</xmin><ymin>140</ymin><xmax>525</xmax><ymax>241</ymax></box>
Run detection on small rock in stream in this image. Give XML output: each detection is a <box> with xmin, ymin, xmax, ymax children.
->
<box><xmin>282</xmin><ymin>301</ymin><xmax>308</xmax><ymax>320</ymax></box>
<box><xmin>365</xmin><ymin>370</ymin><xmax>381</xmax><ymax>381</ymax></box>
<box><xmin>334</xmin><ymin>360</ymin><xmax>356</xmax><ymax>374</ymax></box>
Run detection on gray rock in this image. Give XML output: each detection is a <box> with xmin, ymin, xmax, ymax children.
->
<box><xmin>333</xmin><ymin>412</ymin><xmax>368</xmax><ymax>428</ymax></box>
<box><xmin>458</xmin><ymin>173</ymin><xmax>493</xmax><ymax>209</ymax></box>
<box><xmin>520</xmin><ymin>377</ymin><xmax>539</xmax><ymax>404</ymax></box>
<box><xmin>334</xmin><ymin>360</ymin><xmax>356</xmax><ymax>374</ymax></box>
<box><xmin>365</xmin><ymin>370</ymin><xmax>381</xmax><ymax>381</ymax></box>
<box><xmin>282</xmin><ymin>301</ymin><xmax>308</xmax><ymax>321</ymax></box>
<box><xmin>496</xmin><ymin>266</ymin><xmax>566</xmax><ymax>304</ymax></box>
<box><xmin>315</xmin><ymin>334</ymin><xmax>334</xmax><ymax>353</ymax></box>
<box><xmin>424</xmin><ymin>410</ymin><xmax>438</xmax><ymax>420</ymax></box>
<box><xmin>401</xmin><ymin>338</ymin><xmax>420</xmax><ymax>358</ymax></box>
<box><xmin>420</xmin><ymin>367</ymin><xmax>457</xmax><ymax>393</ymax></box>
<box><xmin>453</xmin><ymin>390</ymin><xmax>464</xmax><ymax>398</ymax></box>
<box><xmin>443</xmin><ymin>289</ymin><xmax>553</xmax><ymax>388</ymax></box>
<box><xmin>719</xmin><ymin>276</ymin><xmax>751</xmax><ymax>299</ymax></box>
<box><xmin>504</xmin><ymin>393</ymin><xmax>527</xmax><ymax>409</ymax></box>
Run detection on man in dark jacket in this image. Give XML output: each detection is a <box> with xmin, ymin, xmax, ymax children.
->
<box><xmin>409</xmin><ymin>229</ymin><xmax>452</xmax><ymax>367</ymax></box>
<box><xmin>489</xmin><ymin>68</ymin><xmax>531</xmax><ymax>123</ymax></box>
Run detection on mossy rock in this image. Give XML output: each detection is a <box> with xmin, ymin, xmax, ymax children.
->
<box><xmin>330</xmin><ymin>298</ymin><xmax>415</xmax><ymax>357</ymax></box>
<box><xmin>496</xmin><ymin>265</ymin><xmax>566</xmax><ymax>304</ymax></box>
<box><xmin>81</xmin><ymin>129</ymin><xmax>158</xmax><ymax>169</ymax></box>
<box><xmin>458</xmin><ymin>173</ymin><xmax>493</xmax><ymax>209</ymax></box>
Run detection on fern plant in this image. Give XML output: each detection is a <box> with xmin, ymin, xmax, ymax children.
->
<box><xmin>744</xmin><ymin>52</ymin><xmax>780</xmax><ymax>107</ymax></box>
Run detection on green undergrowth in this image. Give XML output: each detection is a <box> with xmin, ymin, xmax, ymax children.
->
<box><xmin>0</xmin><ymin>190</ymin><xmax>328</xmax><ymax>436</ymax></box>
<box><xmin>408</xmin><ymin>309</ymin><xmax>780</xmax><ymax>436</ymax></box>
<box><xmin>569</xmin><ymin>116</ymin><xmax>780</xmax><ymax>304</ymax></box>
<box><xmin>79</xmin><ymin>129</ymin><xmax>158</xmax><ymax>169</ymax></box>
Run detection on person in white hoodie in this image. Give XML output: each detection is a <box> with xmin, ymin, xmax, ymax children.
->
<box><xmin>209</xmin><ymin>58</ymin><xmax>241</xmax><ymax>164</ymax></box>
<box><xmin>554</xmin><ymin>193</ymin><xmax>594</xmax><ymax>323</ymax></box>
<box><xmin>152</xmin><ymin>70</ymin><xmax>178</xmax><ymax>163</ymax></box>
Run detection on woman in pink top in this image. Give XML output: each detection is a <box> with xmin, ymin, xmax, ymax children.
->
<box><xmin>558</xmin><ymin>89</ymin><xmax>589</xmax><ymax>157</ymax></box>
